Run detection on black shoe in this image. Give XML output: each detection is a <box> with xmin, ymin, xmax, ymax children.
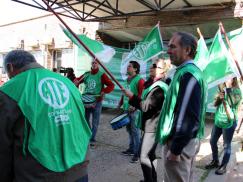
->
<box><xmin>90</xmin><ymin>141</ymin><xmax>96</xmax><ymax>148</ymax></box>
<box><xmin>121</xmin><ymin>149</ymin><xmax>134</xmax><ymax>156</ymax></box>
<box><xmin>215</xmin><ymin>164</ymin><xmax>227</xmax><ymax>175</ymax></box>
<box><xmin>130</xmin><ymin>156</ymin><xmax>139</xmax><ymax>163</ymax></box>
<box><xmin>205</xmin><ymin>160</ymin><xmax>219</xmax><ymax>169</ymax></box>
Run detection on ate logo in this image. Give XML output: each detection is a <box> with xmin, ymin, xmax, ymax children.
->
<box><xmin>87</xmin><ymin>79</ymin><xmax>96</xmax><ymax>90</ymax></box>
<box><xmin>38</xmin><ymin>78</ymin><xmax>70</xmax><ymax>109</ymax></box>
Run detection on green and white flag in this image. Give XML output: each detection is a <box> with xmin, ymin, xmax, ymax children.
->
<box><xmin>203</xmin><ymin>29</ymin><xmax>239</xmax><ymax>89</ymax></box>
<box><xmin>61</xmin><ymin>25</ymin><xmax>116</xmax><ymax>64</ymax></box>
<box><xmin>201</xmin><ymin>27</ymin><xmax>243</xmax><ymax>113</ymax></box>
<box><xmin>120</xmin><ymin>24</ymin><xmax>164</xmax><ymax>80</ymax></box>
<box><xmin>194</xmin><ymin>35</ymin><xmax>209</xmax><ymax>70</ymax></box>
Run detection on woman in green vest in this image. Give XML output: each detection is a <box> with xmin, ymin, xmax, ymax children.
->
<box><xmin>205</xmin><ymin>77</ymin><xmax>242</xmax><ymax>175</ymax></box>
<box><xmin>123</xmin><ymin>59</ymin><xmax>169</xmax><ymax>182</ymax></box>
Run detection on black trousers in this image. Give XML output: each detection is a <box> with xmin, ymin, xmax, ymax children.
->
<box><xmin>140</xmin><ymin>132</ymin><xmax>158</xmax><ymax>182</ymax></box>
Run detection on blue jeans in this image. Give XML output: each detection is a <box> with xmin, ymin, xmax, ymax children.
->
<box><xmin>210</xmin><ymin>121</ymin><xmax>237</xmax><ymax>165</ymax></box>
<box><xmin>85</xmin><ymin>101</ymin><xmax>102</xmax><ymax>142</ymax></box>
<box><xmin>76</xmin><ymin>175</ymin><xmax>88</xmax><ymax>182</ymax></box>
<box><xmin>126</xmin><ymin>111</ymin><xmax>140</xmax><ymax>156</ymax></box>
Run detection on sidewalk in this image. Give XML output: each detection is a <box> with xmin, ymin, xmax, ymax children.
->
<box><xmin>88</xmin><ymin>109</ymin><xmax>243</xmax><ymax>182</ymax></box>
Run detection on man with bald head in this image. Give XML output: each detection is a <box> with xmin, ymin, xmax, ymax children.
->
<box><xmin>0</xmin><ymin>50</ymin><xmax>91</xmax><ymax>182</ymax></box>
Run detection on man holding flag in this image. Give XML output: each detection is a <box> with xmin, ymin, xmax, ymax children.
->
<box><xmin>156</xmin><ymin>32</ymin><xmax>207</xmax><ymax>182</ymax></box>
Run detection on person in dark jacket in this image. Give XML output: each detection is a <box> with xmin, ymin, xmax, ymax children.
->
<box><xmin>156</xmin><ymin>32</ymin><xmax>207</xmax><ymax>182</ymax></box>
<box><xmin>0</xmin><ymin>50</ymin><xmax>91</xmax><ymax>182</ymax></box>
<box><xmin>123</xmin><ymin>59</ymin><xmax>169</xmax><ymax>182</ymax></box>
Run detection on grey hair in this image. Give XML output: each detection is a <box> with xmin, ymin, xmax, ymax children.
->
<box><xmin>175</xmin><ymin>32</ymin><xmax>198</xmax><ymax>59</ymax></box>
<box><xmin>4</xmin><ymin>50</ymin><xmax>36</xmax><ymax>70</ymax></box>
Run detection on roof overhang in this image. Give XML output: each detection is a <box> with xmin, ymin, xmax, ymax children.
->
<box><xmin>12</xmin><ymin>0</ymin><xmax>236</xmax><ymax>22</ymax></box>
<box><xmin>12</xmin><ymin>0</ymin><xmax>242</xmax><ymax>43</ymax></box>
<box><xmin>97</xmin><ymin>18</ymin><xmax>242</xmax><ymax>42</ymax></box>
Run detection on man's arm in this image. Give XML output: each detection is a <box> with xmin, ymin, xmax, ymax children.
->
<box><xmin>137</xmin><ymin>79</ymin><xmax>145</xmax><ymax>98</ymax></box>
<box><xmin>169</xmin><ymin>73</ymin><xmax>202</xmax><ymax>156</ymax></box>
<box><xmin>0</xmin><ymin>92</ymin><xmax>22</xmax><ymax>181</ymax></box>
<box><xmin>73</xmin><ymin>73</ymin><xmax>86</xmax><ymax>87</ymax></box>
<box><xmin>101</xmin><ymin>73</ymin><xmax>115</xmax><ymax>94</ymax></box>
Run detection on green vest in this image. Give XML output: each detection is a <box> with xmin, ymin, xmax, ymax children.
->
<box><xmin>83</xmin><ymin>70</ymin><xmax>103</xmax><ymax>96</ymax></box>
<box><xmin>0</xmin><ymin>68</ymin><xmax>91</xmax><ymax>172</ymax></box>
<box><xmin>156</xmin><ymin>63</ymin><xmax>207</xmax><ymax>144</ymax></box>
<box><xmin>123</xmin><ymin>75</ymin><xmax>142</xmax><ymax>110</ymax></box>
<box><xmin>226</xmin><ymin>87</ymin><xmax>242</xmax><ymax>119</ymax></box>
<box><xmin>136</xmin><ymin>80</ymin><xmax>168</xmax><ymax>129</ymax></box>
<box><xmin>214</xmin><ymin>87</ymin><xmax>242</xmax><ymax>128</ymax></box>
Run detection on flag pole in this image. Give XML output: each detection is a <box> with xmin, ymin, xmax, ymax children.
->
<box><xmin>41</xmin><ymin>0</ymin><xmax>124</xmax><ymax>89</ymax></box>
<box><xmin>219</xmin><ymin>22</ymin><xmax>243</xmax><ymax>81</ymax></box>
<box><xmin>196</xmin><ymin>27</ymin><xmax>203</xmax><ymax>38</ymax></box>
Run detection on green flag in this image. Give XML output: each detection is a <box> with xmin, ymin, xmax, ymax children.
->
<box><xmin>194</xmin><ymin>36</ymin><xmax>209</xmax><ymax>70</ymax></box>
<box><xmin>61</xmin><ymin>25</ymin><xmax>116</xmax><ymax>64</ymax></box>
<box><xmin>202</xmin><ymin>27</ymin><xmax>243</xmax><ymax>113</ymax></box>
<box><xmin>120</xmin><ymin>24</ymin><xmax>164</xmax><ymax>80</ymax></box>
<box><xmin>203</xmin><ymin>29</ymin><xmax>239</xmax><ymax>89</ymax></box>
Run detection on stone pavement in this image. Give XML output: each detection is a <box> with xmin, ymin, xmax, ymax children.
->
<box><xmin>88</xmin><ymin>109</ymin><xmax>243</xmax><ymax>182</ymax></box>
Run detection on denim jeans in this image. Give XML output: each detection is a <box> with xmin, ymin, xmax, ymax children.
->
<box><xmin>75</xmin><ymin>175</ymin><xmax>88</xmax><ymax>182</ymax></box>
<box><xmin>85</xmin><ymin>101</ymin><xmax>102</xmax><ymax>142</ymax></box>
<box><xmin>126</xmin><ymin>111</ymin><xmax>140</xmax><ymax>156</ymax></box>
<box><xmin>210</xmin><ymin>121</ymin><xmax>237</xmax><ymax>165</ymax></box>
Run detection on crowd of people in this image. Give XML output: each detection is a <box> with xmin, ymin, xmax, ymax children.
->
<box><xmin>0</xmin><ymin>31</ymin><xmax>242</xmax><ymax>182</ymax></box>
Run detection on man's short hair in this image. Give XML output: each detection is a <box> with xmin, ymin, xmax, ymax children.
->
<box><xmin>4</xmin><ymin>50</ymin><xmax>36</xmax><ymax>70</ymax></box>
<box><xmin>129</xmin><ymin>61</ymin><xmax>140</xmax><ymax>74</ymax></box>
<box><xmin>176</xmin><ymin>32</ymin><xmax>198</xmax><ymax>59</ymax></box>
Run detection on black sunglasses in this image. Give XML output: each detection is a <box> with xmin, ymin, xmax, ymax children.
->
<box><xmin>152</xmin><ymin>64</ymin><xmax>163</xmax><ymax>69</ymax></box>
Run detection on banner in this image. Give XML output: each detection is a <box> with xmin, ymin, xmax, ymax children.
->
<box><xmin>62</xmin><ymin>24</ymin><xmax>164</xmax><ymax>108</ymax></box>
<box><xmin>120</xmin><ymin>24</ymin><xmax>164</xmax><ymax>80</ymax></box>
<box><xmin>203</xmin><ymin>29</ymin><xmax>239</xmax><ymax>89</ymax></box>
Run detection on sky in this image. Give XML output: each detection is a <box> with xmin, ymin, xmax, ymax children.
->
<box><xmin>0</xmin><ymin>0</ymin><xmax>49</xmax><ymax>25</ymax></box>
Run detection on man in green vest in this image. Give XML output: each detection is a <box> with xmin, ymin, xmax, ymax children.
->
<box><xmin>74</xmin><ymin>60</ymin><xmax>115</xmax><ymax>147</ymax></box>
<box><xmin>120</xmin><ymin>61</ymin><xmax>145</xmax><ymax>163</ymax></box>
<box><xmin>156</xmin><ymin>32</ymin><xmax>207</xmax><ymax>182</ymax></box>
<box><xmin>0</xmin><ymin>50</ymin><xmax>91</xmax><ymax>182</ymax></box>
